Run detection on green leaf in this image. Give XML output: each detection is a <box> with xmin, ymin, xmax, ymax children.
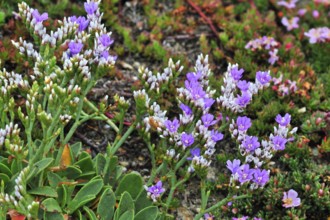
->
<box><xmin>41</xmin><ymin>198</ymin><xmax>62</xmax><ymax>212</ymax></box>
<box><xmin>119</xmin><ymin>210</ymin><xmax>134</xmax><ymax>220</ymax></box>
<box><xmin>43</xmin><ymin>212</ymin><xmax>65</xmax><ymax>220</ymax></box>
<box><xmin>134</xmin><ymin>206</ymin><xmax>158</xmax><ymax>220</ymax></box>
<box><xmin>97</xmin><ymin>188</ymin><xmax>116</xmax><ymax>220</ymax></box>
<box><xmin>74</xmin><ymin>156</ymin><xmax>94</xmax><ymax>172</ymax></box>
<box><xmin>67</xmin><ymin>178</ymin><xmax>104</xmax><ymax>214</ymax></box>
<box><xmin>116</xmin><ymin>192</ymin><xmax>134</xmax><ymax>219</ymax></box>
<box><xmin>134</xmin><ymin>189</ymin><xmax>152</xmax><ymax>213</ymax></box>
<box><xmin>0</xmin><ymin>163</ymin><xmax>12</xmax><ymax>177</ymax></box>
<box><xmin>115</xmin><ymin>172</ymin><xmax>143</xmax><ymax>199</ymax></box>
<box><xmin>95</xmin><ymin>154</ymin><xmax>106</xmax><ymax>176</ymax></box>
<box><xmin>0</xmin><ymin>173</ymin><xmax>10</xmax><ymax>184</ymax></box>
<box><xmin>83</xmin><ymin>206</ymin><xmax>98</xmax><ymax>220</ymax></box>
<box><xmin>59</xmin><ymin>166</ymin><xmax>82</xmax><ymax>179</ymax></box>
<box><xmin>28</xmin><ymin>186</ymin><xmax>58</xmax><ymax>197</ymax></box>
<box><xmin>70</xmin><ymin>142</ymin><xmax>82</xmax><ymax>159</ymax></box>
<box><xmin>28</xmin><ymin>158</ymin><xmax>54</xmax><ymax>180</ymax></box>
<box><xmin>48</xmin><ymin>172</ymin><xmax>62</xmax><ymax>188</ymax></box>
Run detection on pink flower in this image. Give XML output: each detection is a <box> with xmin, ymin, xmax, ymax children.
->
<box><xmin>298</xmin><ymin>8</ymin><xmax>307</xmax><ymax>16</ymax></box>
<box><xmin>312</xmin><ymin>10</ymin><xmax>320</xmax><ymax>18</ymax></box>
<box><xmin>282</xmin><ymin>189</ymin><xmax>301</xmax><ymax>208</ymax></box>
<box><xmin>281</xmin><ymin>17</ymin><xmax>299</xmax><ymax>31</ymax></box>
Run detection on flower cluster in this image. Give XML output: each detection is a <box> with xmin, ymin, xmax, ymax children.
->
<box><xmin>272</xmin><ymin>74</ymin><xmax>298</xmax><ymax>96</ymax></box>
<box><xmin>217</xmin><ymin>64</ymin><xmax>272</xmax><ymax>112</ymax></box>
<box><xmin>136</xmin><ymin>55</ymin><xmax>224</xmax><ymax>174</ymax></box>
<box><xmin>304</xmin><ymin>27</ymin><xmax>330</xmax><ymax>44</ymax></box>
<box><xmin>227</xmin><ymin>113</ymin><xmax>297</xmax><ymax>189</ymax></box>
<box><xmin>245</xmin><ymin>36</ymin><xmax>280</xmax><ymax>65</ymax></box>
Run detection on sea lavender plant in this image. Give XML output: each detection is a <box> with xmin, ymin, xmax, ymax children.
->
<box><xmin>135</xmin><ymin>54</ymin><xmax>279</xmax><ymax>218</ymax></box>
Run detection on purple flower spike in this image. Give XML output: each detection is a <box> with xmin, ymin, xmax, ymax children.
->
<box><xmin>68</xmin><ymin>41</ymin><xmax>83</xmax><ymax>56</ymax></box>
<box><xmin>242</xmin><ymin>136</ymin><xmax>260</xmax><ymax>152</ymax></box>
<box><xmin>236</xmin><ymin>92</ymin><xmax>251</xmax><ymax>107</ymax></box>
<box><xmin>282</xmin><ymin>189</ymin><xmax>301</xmax><ymax>208</ymax></box>
<box><xmin>146</xmin><ymin>181</ymin><xmax>165</xmax><ymax>202</ymax></box>
<box><xmin>237</xmin><ymin>80</ymin><xmax>250</xmax><ymax>92</ymax></box>
<box><xmin>226</xmin><ymin>159</ymin><xmax>241</xmax><ymax>174</ymax></box>
<box><xmin>180</xmin><ymin>103</ymin><xmax>192</xmax><ymax>115</ymax></box>
<box><xmin>275</xmin><ymin>113</ymin><xmax>291</xmax><ymax>126</ymax></box>
<box><xmin>237</xmin><ymin>164</ymin><xmax>254</xmax><ymax>184</ymax></box>
<box><xmin>231</xmin><ymin>66</ymin><xmax>244</xmax><ymax>81</ymax></box>
<box><xmin>187</xmin><ymin>148</ymin><xmax>201</xmax><ymax>160</ymax></box>
<box><xmin>211</xmin><ymin>130</ymin><xmax>223</xmax><ymax>142</ymax></box>
<box><xmin>98</xmin><ymin>34</ymin><xmax>114</xmax><ymax>47</ymax></box>
<box><xmin>256</xmin><ymin>71</ymin><xmax>271</xmax><ymax>85</ymax></box>
<box><xmin>253</xmin><ymin>169</ymin><xmax>270</xmax><ymax>187</ymax></box>
<box><xmin>84</xmin><ymin>2</ymin><xmax>98</xmax><ymax>15</ymax></box>
<box><xmin>181</xmin><ymin>133</ymin><xmax>194</xmax><ymax>147</ymax></box>
<box><xmin>32</xmin><ymin>9</ymin><xmax>48</xmax><ymax>23</ymax></box>
<box><xmin>236</xmin><ymin>116</ymin><xmax>252</xmax><ymax>131</ymax></box>
<box><xmin>201</xmin><ymin>114</ymin><xmax>217</xmax><ymax>127</ymax></box>
<box><xmin>164</xmin><ymin>118</ymin><xmax>180</xmax><ymax>133</ymax></box>
<box><xmin>272</xmin><ymin>135</ymin><xmax>287</xmax><ymax>150</ymax></box>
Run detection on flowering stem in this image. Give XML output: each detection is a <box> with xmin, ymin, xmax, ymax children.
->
<box><xmin>109</xmin><ymin>123</ymin><xmax>136</xmax><ymax>156</ymax></box>
<box><xmin>84</xmin><ymin>98</ymin><xmax>119</xmax><ymax>133</ymax></box>
<box><xmin>193</xmin><ymin>194</ymin><xmax>251</xmax><ymax>220</ymax></box>
<box><xmin>165</xmin><ymin>173</ymin><xmax>190</xmax><ymax>210</ymax></box>
<box><xmin>148</xmin><ymin>162</ymin><xmax>165</xmax><ymax>185</ymax></box>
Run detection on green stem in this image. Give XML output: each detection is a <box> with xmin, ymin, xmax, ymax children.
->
<box><xmin>109</xmin><ymin>123</ymin><xmax>136</xmax><ymax>155</ymax></box>
<box><xmin>165</xmin><ymin>173</ymin><xmax>190</xmax><ymax>210</ymax></box>
<box><xmin>147</xmin><ymin>162</ymin><xmax>165</xmax><ymax>185</ymax></box>
<box><xmin>193</xmin><ymin>194</ymin><xmax>251</xmax><ymax>220</ymax></box>
<box><xmin>84</xmin><ymin>98</ymin><xmax>119</xmax><ymax>133</ymax></box>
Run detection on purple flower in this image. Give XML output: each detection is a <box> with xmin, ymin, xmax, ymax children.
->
<box><xmin>146</xmin><ymin>181</ymin><xmax>165</xmax><ymax>202</ymax></box>
<box><xmin>242</xmin><ymin>136</ymin><xmax>260</xmax><ymax>152</ymax></box>
<box><xmin>304</xmin><ymin>28</ymin><xmax>324</xmax><ymax>44</ymax></box>
<box><xmin>181</xmin><ymin>133</ymin><xmax>194</xmax><ymax>147</ymax></box>
<box><xmin>201</xmin><ymin>114</ymin><xmax>217</xmax><ymax>127</ymax></box>
<box><xmin>236</xmin><ymin>92</ymin><xmax>251</xmax><ymax>107</ymax></box>
<box><xmin>204</xmin><ymin>213</ymin><xmax>214</xmax><ymax>220</ymax></box>
<box><xmin>186</xmin><ymin>71</ymin><xmax>202</xmax><ymax>82</ymax></box>
<box><xmin>275</xmin><ymin>113</ymin><xmax>291</xmax><ymax>126</ymax></box>
<box><xmin>68</xmin><ymin>41</ymin><xmax>83</xmax><ymax>56</ymax></box>
<box><xmin>236</xmin><ymin>116</ymin><xmax>252</xmax><ymax>131</ymax></box>
<box><xmin>237</xmin><ymin>80</ymin><xmax>250</xmax><ymax>92</ymax></box>
<box><xmin>203</xmin><ymin>98</ymin><xmax>215</xmax><ymax>109</ymax></box>
<box><xmin>253</xmin><ymin>169</ymin><xmax>270</xmax><ymax>187</ymax></box>
<box><xmin>282</xmin><ymin>189</ymin><xmax>301</xmax><ymax>208</ymax></box>
<box><xmin>187</xmin><ymin>148</ymin><xmax>201</xmax><ymax>160</ymax></box>
<box><xmin>312</xmin><ymin>10</ymin><xmax>320</xmax><ymax>18</ymax></box>
<box><xmin>191</xmin><ymin>86</ymin><xmax>206</xmax><ymax>100</ymax></box>
<box><xmin>98</xmin><ymin>34</ymin><xmax>114</xmax><ymax>47</ymax></box>
<box><xmin>232</xmin><ymin>217</ymin><xmax>249</xmax><ymax>220</ymax></box>
<box><xmin>256</xmin><ymin>71</ymin><xmax>271</xmax><ymax>85</ymax></box>
<box><xmin>32</xmin><ymin>9</ymin><xmax>48</xmax><ymax>23</ymax></box>
<box><xmin>237</xmin><ymin>164</ymin><xmax>255</xmax><ymax>184</ymax></box>
<box><xmin>298</xmin><ymin>8</ymin><xmax>307</xmax><ymax>16</ymax></box>
<box><xmin>226</xmin><ymin>159</ymin><xmax>241</xmax><ymax>174</ymax></box>
<box><xmin>230</xmin><ymin>66</ymin><xmax>244</xmax><ymax>81</ymax></box>
<box><xmin>277</xmin><ymin>0</ymin><xmax>298</xmax><ymax>9</ymax></box>
<box><xmin>70</xmin><ymin>16</ymin><xmax>89</xmax><ymax>32</ymax></box>
<box><xmin>268</xmin><ymin>49</ymin><xmax>279</xmax><ymax>65</ymax></box>
<box><xmin>84</xmin><ymin>2</ymin><xmax>98</xmax><ymax>15</ymax></box>
<box><xmin>272</xmin><ymin>135</ymin><xmax>287</xmax><ymax>150</ymax></box>
<box><xmin>180</xmin><ymin>103</ymin><xmax>192</xmax><ymax>115</ymax></box>
<box><xmin>211</xmin><ymin>130</ymin><xmax>223</xmax><ymax>142</ymax></box>
<box><xmin>281</xmin><ymin>17</ymin><xmax>299</xmax><ymax>31</ymax></box>
<box><xmin>164</xmin><ymin>118</ymin><xmax>180</xmax><ymax>133</ymax></box>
